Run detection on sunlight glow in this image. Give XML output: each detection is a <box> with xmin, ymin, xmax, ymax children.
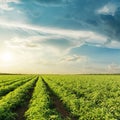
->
<box><xmin>1</xmin><ymin>52</ymin><xmax>13</xmax><ymax>62</ymax></box>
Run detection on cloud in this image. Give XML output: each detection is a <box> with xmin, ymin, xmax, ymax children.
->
<box><xmin>5</xmin><ymin>35</ymin><xmax>88</xmax><ymax>67</ymax></box>
<box><xmin>0</xmin><ymin>19</ymin><xmax>108</xmax><ymax>47</ymax></box>
<box><xmin>93</xmin><ymin>2</ymin><xmax>120</xmax><ymax>44</ymax></box>
<box><xmin>5</xmin><ymin>36</ymin><xmax>80</xmax><ymax>56</ymax></box>
<box><xmin>105</xmin><ymin>40</ymin><xmax>120</xmax><ymax>49</ymax></box>
<box><xmin>97</xmin><ymin>3</ymin><xmax>117</xmax><ymax>15</ymax></box>
<box><xmin>72</xmin><ymin>1</ymin><xmax>120</xmax><ymax>47</ymax></box>
<box><xmin>39</xmin><ymin>38</ymin><xmax>80</xmax><ymax>50</ymax></box>
<box><xmin>0</xmin><ymin>0</ymin><xmax>20</xmax><ymax>11</ymax></box>
<box><xmin>5</xmin><ymin>31</ymin><xmax>107</xmax><ymax>57</ymax></box>
<box><xmin>1</xmin><ymin>0</ymin><xmax>120</xmax><ymax>50</ymax></box>
<box><xmin>1</xmin><ymin>0</ymin><xmax>120</xmax><ymax>74</ymax></box>
<box><xmin>107</xmin><ymin>63</ymin><xmax>120</xmax><ymax>73</ymax></box>
<box><xmin>98</xmin><ymin>11</ymin><xmax>120</xmax><ymax>42</ymax></box>
<box><xmin>0</xmin><ymin>19</ymin><xmax>101</xmax><ymax>39</ymax></box>
<box><xmin>2</xmin><ymin>0</ymin><xmax>120</xmax><ymax>49</ymax></box>
<box><xmin>57</xmin><ymin>0</ymin><xmax>120</xmax><ymax>48</ymax></box>
<box><xmin>5</xmin><ymin>36</ymin><xmax>68</xmax><ymax>58</ymax></box>
<box><xmin>60</xmin><ymin>55</ymin><xmax>87</xmax><ymax>63</ymax></box>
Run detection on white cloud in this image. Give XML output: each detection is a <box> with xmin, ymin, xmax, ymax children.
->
<box><xmin>5</xmin><ymin>36</ymin><xmax>65</xmax><ymax>59</ymax></box>
<box><xmin>60</xmin><ymin>55</ymin><xmax>88</xmax><ymax>63</ymax></box>
<box><xmin>0</xmin><ymin>0</ymin><xmax>20</xmax><ymax>11</ymax></box>
<box><xmin>97</xmin><ymin>3</ymin><xmax>117</xmax><ymax>15</ymax></box>
<box><xmin>0</xmin><ymin>19</ymin><xmax>108</xmax><ymax>49</ymax></box>
<box><xmin>107</xmin><ymin>63</ymin><xmax>120</xmax><ymax>73</ymax></box>
<box><xmin>5</xmin><ymin>32</ymin><xmax>105</xmax><ymax>57</ymax></box>
<box><xmin>105</xmin><ymin>40</ymin><xmax>120</xmax><ymax>49</ymax></box>
<box><xmin>0</xmin><ymin>20</ymin><xmax>105</xmax><ymax>39</ymax></box>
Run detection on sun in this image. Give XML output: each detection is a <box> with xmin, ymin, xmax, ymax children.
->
<box><xmin>1</xmin><ymin>52</ymin><xmax>13</xmax><ymax>62</ymax></box>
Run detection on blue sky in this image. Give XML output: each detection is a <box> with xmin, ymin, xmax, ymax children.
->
<box><xmin>0</xmin><ymin>0</ymin><xmax>120</xmax><ymax>73</ymax></box>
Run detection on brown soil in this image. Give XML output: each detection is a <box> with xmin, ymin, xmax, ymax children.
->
<box><xmin>15</xmin><ymin>105</ymin><xmax>27</xmax><ymax>120</ymax></box>
<box><xmin>42</xmin><ymin>78</ymin><xmax>77</xmax><ymax>120</ymax></box>
<box><xmin>15</xmin><ymin>77</ymin><xmax>38</xmax><ymax>120</ymax></box>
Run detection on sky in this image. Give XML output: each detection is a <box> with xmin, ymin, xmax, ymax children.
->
<box><xmin>0</xmin><ymin>0</ymin><xmax>120</xmax><ymax>74</ymax></box>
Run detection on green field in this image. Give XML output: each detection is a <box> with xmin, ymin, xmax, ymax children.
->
<box><xmin>0</xmin><ymin>75</ymin><xmax>119</xmax><ymax>120</ymax></box>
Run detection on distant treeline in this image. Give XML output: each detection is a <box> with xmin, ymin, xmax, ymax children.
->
<box><xmin>0</xmin><ymin>73</ymin><xmax>22</xmax><ymax>75</ymax></box>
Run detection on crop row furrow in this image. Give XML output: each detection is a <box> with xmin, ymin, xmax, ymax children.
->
<box><xmin>0</xmin><ymin>77</ymin><xmax>34</xmax><ymax>98</ymax></box>
<box><xmin>25</xmin><ymin>77</ymin><xmax>62</xmax><ymax>120</ymax></box>
<box><xmin>0</xmin><ymin>76</ymin><xmax>38</xmax><ymax>120</ymax></box>
<box><xmin>0</xmin><ymin>75</ymin><xmax>34</xmax><ymax>87</ymax></box>
<box><xmin>43</xmin><ymin>75</ymin><xmax>120</xmax><ymax>120</ymax></box>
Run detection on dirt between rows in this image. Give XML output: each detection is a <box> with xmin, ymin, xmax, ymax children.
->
<box><xmin>14</xmin><ymin>77</ymin><xmax>77</xmax><ymax>120</ymax></box>
<box><xmin>15</xmin><ymin>77</ymin><xmax>38</xmax><ymax>120</ymax></box>
<box><xmin>42</xmin><ymin>78</ymin><xmax>77</xmax><ymax>120</ymax></box>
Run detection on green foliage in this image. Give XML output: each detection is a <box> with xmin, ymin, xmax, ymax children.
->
<box><xmin>43</xmin><ymin>75</ymin><xmax>120</xmax><ymax>120</ymax></box>
<box><xmin>0</xmin><ymin>75</ymin><xmax>119</xmax><ymax>120</ymax></box>
<box><xmin>0</xmin><ymin>76</ymin><xmax>37</xmax><ymax>120</ymax></box>
<box><xmin>25</xmin><ymin>77</ymin><xmax>62</xmax><ymax>120</ymax></box>
<box><xmin>0</xmin><ymin>77</ymin><xmax>33</xmax><ymax>97</ymax></box>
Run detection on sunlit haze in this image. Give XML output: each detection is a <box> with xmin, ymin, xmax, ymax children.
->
<box><xmin>1</xmin><ymin>52</ymin><xmax>13</xmax><ymax>62</ymax></box>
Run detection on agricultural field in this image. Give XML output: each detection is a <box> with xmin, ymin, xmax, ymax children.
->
<box><xmin>0</xmin><ymin>74</ymin><xmax>119</xmax><ymax>120</ymax></box>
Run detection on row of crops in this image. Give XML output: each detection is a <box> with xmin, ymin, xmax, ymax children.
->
<box><xmin>43</xmin><ymin>75</ymin><xmax>120</xmax><ymax>120</ymax></box>
<box><xmin>0</xmin><ymin>75</ymin><xmax>38</xmax><ymax>119</ymax></box>
<box><xmin>25</xmin><ymin>77</ymin><xmax>62</xmax><ymax>120</ymax></box>
<box><xmin>0</xmin><ymin>74</ymin><xmax>120</xmax><ymax>120</ymax></box>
